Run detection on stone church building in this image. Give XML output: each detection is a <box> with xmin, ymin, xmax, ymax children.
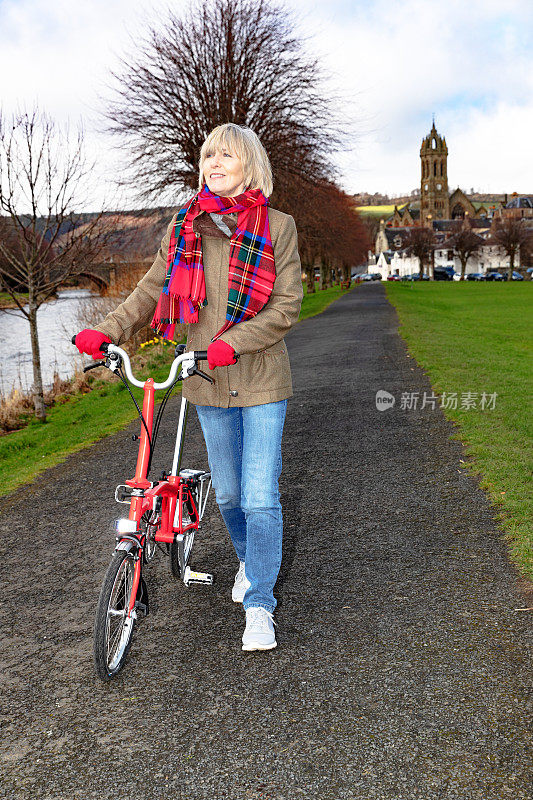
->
<box><xmin>356</xmin><ymin>121</ymin><xmax>531</xmax><ymax>277</ymax></box>
<box><xmin>388</xmin><ymin>121</ymin><xmax>500</xmax><ymax>228</ymax></box>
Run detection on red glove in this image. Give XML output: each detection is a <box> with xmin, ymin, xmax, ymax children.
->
<box><xmin>207</xmin><ymin>339</ymin><xmax>237</xmax><ymax>370</ymax></box>
<box><xmin>75</xmin><ymin>329</ymin><xmax>112</xmax><ymax>360</ymax></box>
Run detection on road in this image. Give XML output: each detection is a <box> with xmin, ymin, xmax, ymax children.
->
<box><xmin>0</xmin><ymin>282</ymin><xmax>531</xmax><ymax>800</ymax></box>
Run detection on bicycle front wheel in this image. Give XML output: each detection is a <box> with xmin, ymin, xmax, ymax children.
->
<box><xmin>94</xmin><ymin>550</ymin><xmax>137</xmax><ymax>680</ymax></box>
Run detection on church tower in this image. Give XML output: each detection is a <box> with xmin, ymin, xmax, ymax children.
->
<box><xmin>420</xmin><ymin>120</ymin><xmax>450</xmax><ymax>226</ymax></box>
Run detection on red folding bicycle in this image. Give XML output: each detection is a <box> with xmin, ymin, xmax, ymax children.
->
<box><xmin>73</xmin><ymin>338</ymin><xmax>226</xmax><ymax>680</ymax></box>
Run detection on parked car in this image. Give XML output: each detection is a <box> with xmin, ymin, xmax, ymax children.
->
<box><xmin>466</xmin><ymin>272</ymin><xmax>486</xmax><ymax>281</ymax></box>
<box><xmin>360</xmin><ymin>273</ymin><xmax>374</xmax><ymax>281</ymax></box>
<box><xmin>495</xmin><ymin>271</ymin><xmax>524</xmax><ymax>281</ymax></box>
<box><xmin>387</xmin><ymin>274</ymin><xmax>401</xmax><ymax>281</ymax></box>
<box><xmin>369</xmin><ymin>273</ymin><xmax>382</xmax><ymax>281</ymax></box>
<box><xmin>486</xmin><ymin>271</ymin><xmax>505</xmax><ymax>281</ymax></box>
<box><xmin>433</xmin><ymin>266</ymin><xmax>456</xmax><ymax>281</ymax></box>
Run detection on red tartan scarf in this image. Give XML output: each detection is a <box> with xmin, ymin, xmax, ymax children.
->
<box><xmin>151</xmin><ymin>185</ymin><xmax>275</xmax><ymax>342</ymax></box>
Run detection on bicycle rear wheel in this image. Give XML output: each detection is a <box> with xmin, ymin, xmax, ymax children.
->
<box><xmin>94</xmin><ymin>550</ymin><xmax>138</xmax><ymax>680</ymax></box>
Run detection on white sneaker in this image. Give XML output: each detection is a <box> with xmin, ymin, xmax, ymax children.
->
<box><xmin>232</xmin><ymin>561</ymin><xmax>251</xmax><ymax>603</ymax></box>
<box><xmin>242</xmin><ymin>607</ymin><xmax>277</xmax><ymax>651</ymax></box>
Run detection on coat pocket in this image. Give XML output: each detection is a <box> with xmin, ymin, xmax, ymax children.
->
<box><xmin>256</xmin><ymin>342</ymin><xmax>286</xmax><ymax>355</ymax></box>
<box><xmin>240</xmin><ymin>344</ymin><xmax>291</xmax><ymax>393</ymax></box>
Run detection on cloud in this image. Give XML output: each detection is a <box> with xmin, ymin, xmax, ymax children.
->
<box><xmin>447</xmin><ymin>101</ymin><xmax>533</xmax><ymax>193</ymax></box>
<box><xmin>0</xmin><ymin>0</ymin><xmax>531</xmax><ymax>205</ymax></box>
<box><xmin>289</xmin><ymin>0</ymin><xmax>533</xmax><ymax>193</ymax></box>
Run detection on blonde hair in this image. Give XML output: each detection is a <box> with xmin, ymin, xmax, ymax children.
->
<box><xmin>198</xmin><ymin>123</ymin><xmax>273</xmax><ymax>197</ymax></box>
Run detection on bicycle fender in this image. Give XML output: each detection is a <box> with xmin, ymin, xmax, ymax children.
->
<box><xmin>115</xmin><ymin>538</ymin><xmax>138</xmax><ymax>553</ymax></box>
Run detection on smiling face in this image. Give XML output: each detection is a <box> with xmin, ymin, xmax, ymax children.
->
<box><xmin>202</xmin><ymin>144</ymin><xmax>247</xmax><ymax>197</ymax></box>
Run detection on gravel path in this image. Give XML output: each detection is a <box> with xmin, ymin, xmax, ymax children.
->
<box><xmin>1</xmin><ymin>283</ymin><xmax>531</xmax><ymax>800</ymax></box>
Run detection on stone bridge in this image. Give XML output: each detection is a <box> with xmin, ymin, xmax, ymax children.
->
<box><xmin>78</xmin><ymin>261</ymin><xmax>149</xmax><ymax>292</ymax></box>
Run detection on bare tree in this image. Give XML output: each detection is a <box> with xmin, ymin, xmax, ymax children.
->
<box><xmin>318</xmin><ymin>186</ymin><xmax>370</xmax><ymax>287</ymax></box>
<box><xmin>490</xmin><ymin>216</ymin><xmax>533</xmax><ymax>280</ymax></box>
<box><xmin>278</xmin><ymin>172</ymin><xmax>322</xmax><ymax>293</ymax></box>
<box><xmin>335</xmin><ymin>201</ymin><xmax>371</xmax><ymax>284</ymax></box>
<box><xmin>102</xmin><ymin>0</ymin><xmax>352</xmax><ymax>205</ymax></box>
<box><xmin>447</xmin><ymin>221</ymin><xmax>484</xmax><ymax>280</ymax></box>
<box><xmin>519</xmin><ymin>226</ymin><xmax>533</xmax><ymax>273</ymax></box>
<box><xmin>405</xmin><ymin>226</ymin><xmax>435</xmax><ymax>278</ymax></box>
<box><xmin>289</xmin><ymin>178</ymin><xmax>369</xmax><ymax>291</ymax></box>
<box><xmin>0</xmin><ymin>108</ymin><xmax>112</xmax><ymax>421</ymax></box>
<box><xmin>360</xmin><ymin>216</ymin><xmax>381</xmax><ymax>249</ymax></box>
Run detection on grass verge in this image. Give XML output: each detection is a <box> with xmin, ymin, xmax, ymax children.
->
<box><xmin>0</xmin><ymin>291</ymin><xmax>28</xmax><ymax>309</ymax></box>
<box><xmin>0</xmin><ymin>281</ymin><xmax>354</xmax><ymax>497</ymax></box>
<box><xmin>385</xmin><ymin>281</ymin><xmax>532</xmax><ymax>581</ymax></box>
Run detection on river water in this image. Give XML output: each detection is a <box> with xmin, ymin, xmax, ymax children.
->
<box><xmin>0</xmin><ymin>289</ymin><xmax>97</xmax><ymax>394</ymax></box>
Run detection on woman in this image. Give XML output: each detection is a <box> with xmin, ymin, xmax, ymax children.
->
<box><xmin>75</xmin><ymin>123</ymin><xmax>303</xmax><ymax>652</ymax></box>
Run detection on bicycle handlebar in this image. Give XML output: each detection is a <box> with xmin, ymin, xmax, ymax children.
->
<box><xmin>109</xmin><ymin>343</ymin><xmax>212</xmax><ymax>390</ymax></box>
<box><xmin>71</xmin><ymin>336</ymin><xmax>211</xmax><ymax>390</ymax></box>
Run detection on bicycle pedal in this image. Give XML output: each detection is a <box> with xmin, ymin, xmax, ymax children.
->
<box><xmin>134</xmin><ymin>577</ymin><xmax>149</xmax><ymax>617</ymax></box>
<box><xmin>134</xmin><ymin>601</ymin><xmax>149</xmax><ymax>617</ymax></box>
<box><xmin>183</xmin><ymin>566</ymin><xmax>214</xmax><ymax>587</ymax></box>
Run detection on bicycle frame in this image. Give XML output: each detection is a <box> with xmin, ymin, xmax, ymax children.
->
<box><xmin>122</xmin><ymin>377</ymin><xmax>196</xmax><ymax>541</ymax></box>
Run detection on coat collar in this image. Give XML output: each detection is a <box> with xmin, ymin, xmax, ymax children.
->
<box><xmin>192</xmin><ymin>208</ymin><xmax>238</xmax><ymax>238</ymax></box>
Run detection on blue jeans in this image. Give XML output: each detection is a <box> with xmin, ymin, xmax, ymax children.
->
<box><xmin>195</xmin><ymin>400</ymin><xmax>287</xmax><ymax>613</ymax></box>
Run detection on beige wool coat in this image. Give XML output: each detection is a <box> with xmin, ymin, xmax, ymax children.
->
<box><xmin>94</xmin><ymin>202</ymin><xmax>303</xmax><ymax>407</ymax></box>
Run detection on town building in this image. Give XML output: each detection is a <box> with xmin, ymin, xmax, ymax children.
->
<box><xmin>356</xmin><ymin>121</ymin><xmax>532</xmax><ymax>278</ymax></box>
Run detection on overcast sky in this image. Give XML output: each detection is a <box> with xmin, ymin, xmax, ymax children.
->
<box><xmin>1</xmin><ymin>0</ymin><xmax>531</xmax><ymax>210</ymax></box>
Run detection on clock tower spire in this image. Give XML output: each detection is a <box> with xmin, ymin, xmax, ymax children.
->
<box><xmin>420</xmin><ymin>120</ymin><xmax>450</xmax><ymax>226</ymax></box>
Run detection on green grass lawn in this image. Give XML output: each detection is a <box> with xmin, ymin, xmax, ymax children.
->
<box><xmin>385</xmin><ymin>281</ymin><xmax>532</xmax><ymax>580</ymax></box>
<box><xmin>0</xmin><ymin>281</ymin><xmax>354</xmax><ymax>497</ymax></box>
<box><xmin>0</xmin><ymin>291</ymin><xmax>27</xmax><ymax>309</ymax></box>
